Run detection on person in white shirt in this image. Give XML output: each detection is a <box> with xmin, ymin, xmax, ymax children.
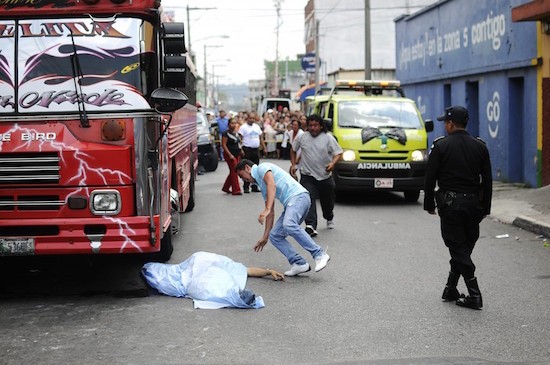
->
<box><xmin>238</xmin><ymin>112</ymin><xmax>266</xmax><ymax>193</ymax></box>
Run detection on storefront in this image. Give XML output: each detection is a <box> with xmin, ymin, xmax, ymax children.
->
<box><xmin>395</xmin><ymin>0</ymin><xmax>543</xmax><ymax>187</ymax></box>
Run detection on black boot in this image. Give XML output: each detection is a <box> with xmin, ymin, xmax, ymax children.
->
<box><xmin>442</xmin><ymin>271</ymin><xmax>462</xmax><ymax>301</ymax></box>
<box><xmin>456</xmin><ymin>277</ymin><xmax>483</xmax><ymax>309</ymax></box>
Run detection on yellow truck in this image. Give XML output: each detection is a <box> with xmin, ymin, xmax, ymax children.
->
<box><xmin>308</xmin><ymin>80</ymin><xmax>433</xmax><ymax>202</ymax></box>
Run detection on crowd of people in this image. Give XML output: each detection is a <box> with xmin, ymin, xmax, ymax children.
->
<box><xmin>206</xmin><ymin>107</ymin><xmax>309</xmax><ymax>163</ymax></box>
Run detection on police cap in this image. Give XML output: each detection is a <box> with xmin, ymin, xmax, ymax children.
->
<box><xmin>437</xmin><ymin>106</ymin><xmax>469</xmax><ymax>124</ymax></box>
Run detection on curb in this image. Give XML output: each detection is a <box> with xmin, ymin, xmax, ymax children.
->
<box><xmin>512</xmin><ymin>215</ymin><xmax>550</xmax><ymax>238</ymax></box>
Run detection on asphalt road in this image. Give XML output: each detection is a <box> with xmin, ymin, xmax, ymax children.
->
<box><xmin>1</xmin><ymin>159</ymin><xmax>550</xmax><ymax>365</ymax></box>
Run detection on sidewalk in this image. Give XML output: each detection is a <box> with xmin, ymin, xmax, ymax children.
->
<box><xmin>490</xmin><ymin>181</ymin><xmax>550</xmax><ymax>238</ymax></box>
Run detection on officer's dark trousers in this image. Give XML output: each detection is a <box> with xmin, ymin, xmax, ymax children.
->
<box><xmin>300</xmin><ymin>174</ymin><xmax>335</xmax><ymax>229</ymax></box>
<box><xmin>439</xmin><ymin>197</ymin><xmax>484</xmax><ymax>280</ymax></box>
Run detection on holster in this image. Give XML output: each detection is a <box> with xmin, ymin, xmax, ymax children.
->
<box><xmin>435</xmin><ymin>190</ymin><xmax>454</xmax><ymax>209</ymax></box>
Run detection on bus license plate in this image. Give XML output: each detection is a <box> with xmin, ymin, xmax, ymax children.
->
<box><xmin>375</xmin><ymin>178</ymin><xmax>394</xmax><ymax>188</ymax></box>
<box><xmin>0</xmin><ymin>238</ymin><xmax>35</xmax><ymax>256</ymax></box>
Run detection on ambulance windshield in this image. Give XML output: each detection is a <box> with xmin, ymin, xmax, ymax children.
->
<box><xmin>337</xmin><ymin>100</ymin><xmax>423</xmax><ymax>129</ymax></box>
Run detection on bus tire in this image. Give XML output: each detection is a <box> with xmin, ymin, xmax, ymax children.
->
<box><xmin>152</xmin><ymin>229</ymin><xmax>173</xmax><ymax>262</ymax></box>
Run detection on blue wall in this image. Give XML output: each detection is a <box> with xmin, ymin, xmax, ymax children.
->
<box><xmin>396</xmin><ymin>0</ymin><xmax>539</xmax><ymax>187</ymax></box>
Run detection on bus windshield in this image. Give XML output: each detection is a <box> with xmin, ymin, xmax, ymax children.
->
<box><xmin>0</xmin><ymin>17</ymin><xmax>156</xmax><ymax>114</ymax></box>
<box><xmin>337</xmin><ymin>100</ymin><xmax>423</xmax><ymax>129</ymax></box>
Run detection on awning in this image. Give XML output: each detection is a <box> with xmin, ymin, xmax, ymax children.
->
<box><xmin>295</xmin><ymin>82</ymin><xmax>327</xmax><ymax>102</ymax></box>
<box><xmin>512</xmin><ymin>0</ymin><xmax>550</xmax><ymax>22</ymax></box>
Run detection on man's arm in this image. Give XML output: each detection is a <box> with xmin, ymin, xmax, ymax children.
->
<box><xmin>247</xmin><ymin>267</ymin><xmax>285</xmax><ymax>281</ymax></box>
<box><xmin>289</xmin><ymin>134</ymin><xmax>301</xmax><ymax>176</ymax></box>
<box><xmin>326</xmin><ymin>134</ymin><xmax>343</xmax><ymax>172</ymax></box>
<box><xmin>260</xmin><ymin>134</ymin><xmax>267</xmax><ymax>155</ymax></box>
<box><xmin>326</xmin><ymin>152</ymin><xmax>343</xmax><ymax>172</ymax></box>
<box><xmin>254</xmin><ymin>171</ymin><xmax>276</xmax><ymax>252</ymax></box>
<box><xmin>423</xmin><ymin>144</ymin><xmax>440</xmax><ymax>214</ymax></box>
<box><xmin>290</xmin><ymin>148</ymin><xmax>298</xmax><ymax>177</ymax></box>
<box><xmin>481</xmin><ymin>149</ymin><xmax>493</xmax><ymax>216</ymax></box>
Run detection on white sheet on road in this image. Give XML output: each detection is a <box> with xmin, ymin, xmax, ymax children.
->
<box><xmin>141</xmin><ymin>251</ymin><xmax>265</xmax><ymax>309</ymax></box>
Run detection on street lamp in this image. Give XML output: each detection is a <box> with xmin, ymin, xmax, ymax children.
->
<box><xmin>203</xmin><ymin>44</ymin><xmax>223</xmax><ymax>107</ymax></box>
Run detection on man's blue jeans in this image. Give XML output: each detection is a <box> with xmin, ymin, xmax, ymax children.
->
<box><xmin>269</xmin><ymin>193</ymin><xmax>324</xmax><ymax>265</ymax></box>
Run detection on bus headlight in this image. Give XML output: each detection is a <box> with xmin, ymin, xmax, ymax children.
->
<box><xmin>90</xmin><ymin>190</ymin><xmax>121</xmax><ymax>215</ymax></box>
<box><xmin>411</xmin><ymin>149</ymin><xmax>428</xmax><ymax>162</ymax></box>
<box><xmin>342</xmin><ymin>150</ymin><xmax>356</xmax><ymax>162</ymax></box>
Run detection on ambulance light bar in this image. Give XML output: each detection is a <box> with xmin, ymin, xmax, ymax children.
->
<box><xmin>331</xmin><ymin>79</ymin><xmax>405</xmax><ymax>97</ymax></box>
<box><xmin>335</xmin><ymin>80</ymin><xmax>401</xmax><ymax>88</ymax></box>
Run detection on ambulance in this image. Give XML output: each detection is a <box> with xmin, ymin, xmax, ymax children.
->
<box><xmin>308</xmin><ymin>80</ymin><xmax>433</xmax><ymax>202</ymax></box>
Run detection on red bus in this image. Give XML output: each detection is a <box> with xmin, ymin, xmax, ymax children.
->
<box><xmin>0</xmin><ymin>0</ymin><xmax>198</xmax><ymax>261</ymax></box>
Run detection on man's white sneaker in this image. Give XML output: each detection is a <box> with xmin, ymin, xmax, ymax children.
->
<box><xmin>327</xmin><ymin>220</ymin><xmax>334</xmax><ymax>229</ymax></box>
<box><xmin>315</xmin><ymin>253</ymin><xmax>330</xmax><ymax>272</ymax></box>
<box><xmin>284</xmin><ymin>263</ymin><xmax>311</xmax><ymax>276</ymax></box>
<box><xmin>305</xmin><ymin>225</ymin><xmax>318</xmax><ymax>237</ymax></box>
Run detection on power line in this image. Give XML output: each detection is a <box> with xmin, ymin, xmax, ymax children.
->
<box><xmin>180</xmin><ymin>5</ymin><xmax>432</xmax><ymax>19</ymax></box>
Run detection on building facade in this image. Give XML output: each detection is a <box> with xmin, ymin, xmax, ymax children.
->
<box><xmin>395</xmin><ymin>0</ymin><xmax>546</xmax><ymax>187</ymax></box>
<box><xmin>512</xmin><ymin>0</ymin><xmax>550</xmax><ymax>186</ymax></box>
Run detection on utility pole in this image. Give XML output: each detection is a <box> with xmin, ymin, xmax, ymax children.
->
<box><xmin>273</xmin><ymin>0</ymin><xmax>284</xmax><ymax>97</ymax></box>
<box><xmin>314</xmin><ymin>20</ymin><xmax>320</xmax><ymax>95</ymax></box>
<box><xmin>364</xmin><ymin>0</ymin><xmax>371</xmax><ymax>80</ymax></box>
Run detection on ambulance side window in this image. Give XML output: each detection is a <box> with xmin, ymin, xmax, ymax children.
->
<box><xmin>319</xmin><ymin>102</ymin><xmax>328</xmax><ymax>118</ymax></box>
<box><xmin>328</xmin><ymin>103</ymin><xmax>334</xmax><ymax>120</ymax></box>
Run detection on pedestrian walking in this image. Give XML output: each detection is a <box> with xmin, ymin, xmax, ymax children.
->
<box><xmin>290</xmin><ymin>114</ymin><xmax>343</xmax><ymax>237</ymax></box>
<box><xmin>424</xmin><ymin>105</ymin><xmax>492</xmax><ymax>310</ymax></box>
<box><xmin>221</xmin><ymin>117</ymin><xmax>244</xmax><ymax>195</ymax></box>
<box><xmin>216</xmin><ymin>110</ymin><xmax>229</xmax><ymax>160</ymax></box>
<box><xmin>235</xmin><ymin>159</ymin><xmax>331</xmax><ymax>276</ymax></box>
<box><xmin>239</xmin><ymin>112</ymin><xmax>266</xmax><ymax>193</ymax></box>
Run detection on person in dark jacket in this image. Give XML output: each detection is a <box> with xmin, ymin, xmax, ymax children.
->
<box><xmin>424</xmin><ymin>105</ymin><xmax>492</xmax><ymax>310</ymax></box>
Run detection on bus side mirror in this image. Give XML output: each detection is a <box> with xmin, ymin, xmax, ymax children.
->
<box><xmin>150</xmin><ymin>87</ymin><xmax>188</xmax><ymax>113</ymax></box>
<box><xmin>424</xmin><ymin>119</ymin><xmax>434</xmax><ymax>132</ymax></box>
<box><xmin>324</xmin><ymin>118</ymin><xmax>333</xmax><ymax>131</ymax></box>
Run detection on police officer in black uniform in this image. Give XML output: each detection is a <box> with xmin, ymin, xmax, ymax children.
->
<box><xmin>424</xmin><ymin>106</ymin><xmax>492</xmax><ymax>310</ymax></box>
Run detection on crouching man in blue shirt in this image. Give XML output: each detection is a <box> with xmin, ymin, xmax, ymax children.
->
<box><xmin>236</xmin><ymin>159</ymin><xmax>330</xmax><ymax>276</ymax></box>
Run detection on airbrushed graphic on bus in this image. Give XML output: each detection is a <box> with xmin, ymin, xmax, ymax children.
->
<box><xmin>0</xmin><ymin>18</ymin><xmax>151</xmax><ymax>113</ymax></box>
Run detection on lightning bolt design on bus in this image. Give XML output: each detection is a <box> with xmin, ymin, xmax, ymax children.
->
<box><xmin>0</xmin><ymin>123</ymin><xmax>141</xmax><ymax>253</ymax></box>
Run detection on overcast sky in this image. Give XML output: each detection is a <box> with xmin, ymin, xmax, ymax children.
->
<box><xmin>160</xmin><ymin>1</ymin><xmax>437</xmax><ymax>85</ymax></box>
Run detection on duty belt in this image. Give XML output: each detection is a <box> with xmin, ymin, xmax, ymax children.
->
<box><xmin>445</xmin><ymin>191</ymin><xmax>478</xmax><ymax>199</ymax></box>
